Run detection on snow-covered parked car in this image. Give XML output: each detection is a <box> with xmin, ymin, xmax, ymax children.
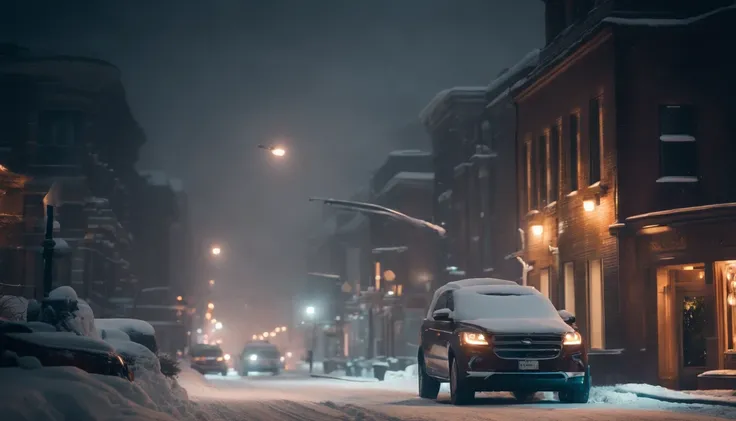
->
<box><xmin>0</xmin><ymin>325</ymin><xmax>133</xmax><ymax>381</ymax></box>
<box><xmin>95</xmin><ymin>318</ymin><xmax>158</xmax><ymax>353</ymax></box>
<box><xmin>418</xmin><ymin>278</ymin><xmax>590</xmax><ymax>405</ymax></box>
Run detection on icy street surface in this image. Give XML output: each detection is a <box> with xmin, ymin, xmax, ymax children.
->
<box><xmin>178</xmin><ymin>369</ymin><xmax>736</xmax><ymax>421</ymax></box>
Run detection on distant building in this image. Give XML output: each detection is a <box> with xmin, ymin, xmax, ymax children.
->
<box><xmin>368</xmin><ymin>150</ymin><xmax>435</xmax><ymax>358</ymax></box>
<box><xmin>130</xmin><ymin>171</ymin><xmax>193</xmax><ymax>354</ymax></box>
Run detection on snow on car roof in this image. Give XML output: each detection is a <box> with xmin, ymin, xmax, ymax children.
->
<box><xmin>427</xmin><ymin>278</ymin><xmax>520</xmax><ymax>318</ymax></box>
<box><xmin>455</xmin><ymin>284</ymin><xmax>540</xmax><ymax>297</ymax></box>
<box><xmin>94</xmin><ymin>318</ymin><xmax>155</xmax><ymax>336</ymax></box>
<box><xmin>6</xmin><ymin>332</ymin><xmax>116</xmax><ymax>354</ymax></box>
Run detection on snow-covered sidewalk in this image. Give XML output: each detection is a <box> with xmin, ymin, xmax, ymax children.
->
<box><xmin>617</xmin><ymin>384</ymin><xmax>736</xmax><ymax>407</ymax></box>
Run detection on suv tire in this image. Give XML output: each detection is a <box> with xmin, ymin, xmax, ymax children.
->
<box><xmin>512</xmin><ymin>391</ymin><xmax>536</xmax><ymax>402</ymax></box>
<box><xmin>559</xmin><ymin>368</ymin><xmax>590</xmax><ymax>404</ymax></box>
<box><xmin>418</xmin><ymin>357</ymin><xmax>440</xmax><ymax>399</ymax></box>
<box><xmin>449</xmin><ymin>358</ymin><xmax>474</xmax><ymax>405</ymax></box>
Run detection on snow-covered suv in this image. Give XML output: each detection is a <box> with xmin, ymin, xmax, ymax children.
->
<box><xmin>418</xmin><ymin>278</ymin><xmax>590</xmax><ymax>405</ymax></box>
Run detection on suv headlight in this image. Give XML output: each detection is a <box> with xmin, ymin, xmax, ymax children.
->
<box><xmin>249</xmin><ymin>354</ymin><xmax>258</xmax><ymax>361</ymax></box>
<box><xmin>461</xmin><ymin>332</ymin><xmax>489</xmax><ymax>346</ymax></box>
<box><xmin>216</xmin><ymin>357</ymin><xmax>224</xmax><ymax>362</ymax></box>
<box><xmin>563</xmin><ymin>331</ymin><xmax>582</xmax><ymax>346</ymax></box>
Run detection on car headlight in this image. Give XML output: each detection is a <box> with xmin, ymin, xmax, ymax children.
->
<box><xmin>461</xmin><ymin>332</ymin><xmax>489</xmax><ymax>346</ymax></box>
<box><xmin>563</xmin><ymin>331</ymin><xmax>582</xmax><ymax>346</ymax></box>
<box><xmin>216</xmin><ymin>357</ymin><xmax>224</xmax><ymax>362</ymax></box>
<box><xmin>249</xmin><ymin>354</ymin><xmax>258</xmax><ymax>361</ymax></box>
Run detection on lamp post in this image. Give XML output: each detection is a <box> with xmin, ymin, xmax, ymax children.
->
<box><xmin>305</xmin><ymin>306</ymin><xmax>317</xmax><ymax>374</ymax></box>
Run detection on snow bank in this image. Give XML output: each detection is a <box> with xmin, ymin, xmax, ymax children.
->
<box><xmin>100</xmin><ymin>327</ymin><xmax>131</xmax><ymax>341</ymax></box>
<box><xmin>0</xmin><ymin>366</ymin><xmax>176</xmax><ymax>421</ymax></box>
<box><xmin>617</xmin><ymin>383</ymin><xmax>736</xmax><ymax>405</ymax></box>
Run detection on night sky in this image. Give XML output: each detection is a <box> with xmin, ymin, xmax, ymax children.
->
<box><xmin>1</xmin><ymin>0</ymin><xmax>543</xmax><ymax>351</ymax></box>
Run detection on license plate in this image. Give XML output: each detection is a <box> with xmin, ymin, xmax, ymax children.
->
<box><xmin>518</xmin><ymin>360</ymin><xmax>539</xmax><ymax>371</ymax></box>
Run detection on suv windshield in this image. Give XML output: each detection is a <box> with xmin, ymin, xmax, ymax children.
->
<box><xmin>454</xmin><ymin>291</ymin><xmax>560</xmax><ymax>321</ymax></box>
<box><xmin>191</xmin><ymin>346</ymin><xmax>223</xmax><ymax>357</ymax></box>
<box><xmin>244</xmin><ymin>347</ymin><xmax>279</xmax><ymax>358</ymax></box>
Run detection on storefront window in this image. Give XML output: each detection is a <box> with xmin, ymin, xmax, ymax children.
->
<box><xmin>723</xmin><ymin>263</ymin><xmax>736</xmax><ymax>351</ymax></box>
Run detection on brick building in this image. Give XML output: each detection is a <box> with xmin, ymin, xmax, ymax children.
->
<box><xmin>0</xmin><ymin>45</ymin><xmax>144</xmax><ymax>314</ymax></box>
<box><xmin>514</xmin><ymin>0</ymin><xmax>736</xmax><ymax>388</ymax></box>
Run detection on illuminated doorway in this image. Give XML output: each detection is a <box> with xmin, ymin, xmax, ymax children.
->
<box><xmin>657</xmin><ymin>263</ymin><xmax>711</xmax><ymax>390</ymax></box>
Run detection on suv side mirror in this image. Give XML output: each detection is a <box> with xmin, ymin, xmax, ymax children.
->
<box><xmin>558</xmin><ymin>309</ymin><xmax>576</xmax><ymax>325</ymax></box>
<box><xmin>432</xmin><ymin>308</ymin><xmax>453</xmax><ymax>321</ymax></box>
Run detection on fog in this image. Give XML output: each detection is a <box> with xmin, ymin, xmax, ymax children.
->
<box><xmin>1</xmin><ymin>0</ymin><xmax>543</xmax><ymax>354</ymax></box>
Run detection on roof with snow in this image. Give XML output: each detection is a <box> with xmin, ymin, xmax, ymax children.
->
<box><xmin>514</xmin><ymin>2</ymin><xmax>736</xmax><ymax>99</ymax></box>
<box><xmin>376</xmin><ymin>172</ymin><xmax>434</xmax><ymax>197</ymax></box>
<box><xmin>486</xmin><ymin>49</ymin><xmax>540</xmax><ymax>108</ymax></box>
<box><xmin>139</xmin><ymin>170</ymin><xmax>184</xmax><ymax>192</ymax></box>
<box><xmin>419</xmin><ymin>86</ymin><xmax>487</xmax><ymax>128</ymax></box>
<box><xmin>388</xmin><ymin>150</ymin><xmax>431</xmax><ymax>157</ymax></box>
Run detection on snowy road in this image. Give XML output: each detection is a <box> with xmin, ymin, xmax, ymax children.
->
<box><xmin>177</xmin><ymin>370</ymin><xmax>736</xmax><ymax>421</ymax></box>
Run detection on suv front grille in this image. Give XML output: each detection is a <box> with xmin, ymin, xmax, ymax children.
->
<box><xmin>493</xmin><ymin>334</ymin><xmax>563</xmax><ymax>360</ymax></box>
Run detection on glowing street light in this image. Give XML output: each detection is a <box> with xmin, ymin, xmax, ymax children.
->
<box><xmin>215</xmin><ymin>322</ymin><xmax>223</xmax><ymax>330</ymax></box>
<box><xmin>211</xmin><ymin>246</ymin><xmax>222</xmax><ymax>256</ymax></box>
<box><xmin>176</xmin><ymin>295</ymin><xmax>183</xmax><ymax>301</ymax></box>
<box><xmin>263</xmin><ymin>332</ymin><xmax>270</xmax><ymax>337</ymax></box>
<box><xmin>211</xmin><ymin>318</ymin><xmax>217</xmax><ymax>324</ymax></box>
<box><xmin>258</xmin><ymin>144</ymin><xmax>286</xmax><ymax>157</ymax></box>
<box><xmin>305</xmin><ymin>306</ymin><xmax>316</xmax><ymax>317</ymax></box>
<box><xmin>209</xmin><ymin>279</ymin><xmax>215</xmax><ymax>286</ymax></box>
<box><xmin>205</xmin><ymin>312</ymin><xmax>212</xmax><ymax>320</ymax></box>
<box><xmin>258</xmin><ymin>335</ymin><xmax>264</xmax><ymax>340</ymax></box>
<box><xmin>275</xmin><ymin>327</ymin><xmax>281</xmax><ymax>333</ymax></box>
<box><xmin>252</xmin><ymin>334</ymin><xmax>257</xmax><ymax>340</ymax></box>
<box><xmin>208</xmin><ymin>302</ymin><xmax>215</xmax><ymax>310</ymax></box>
<box><xmin>280</xmin><ymin>326</ymin><xmax>287</xmax><ymax>331</ymax></box>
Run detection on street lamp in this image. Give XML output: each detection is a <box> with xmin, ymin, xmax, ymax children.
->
<box><xmin>305</xmin><ymin>306</ymin><xmax>317</xmax><ymax>374</ymax></box>
<box><xmin>211</xmin><ymin>246</ymin><xmax>222</xmax><ymax>256</ymax></box>
<box><xmin>208</xmin><ymin>302</ymin><xmax>215</xmax><ymax>310</ymax></box>
<box><xmin>215</xmin><ymin>322</ymin><xmax>223</xmax><ymax>330</ymax></box>
<box><xmin>258</xmin><ymin>144</ymin><xmax>286</xmax><ymax>157</ymax></box>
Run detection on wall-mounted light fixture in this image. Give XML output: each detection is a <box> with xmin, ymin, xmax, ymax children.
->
<box><xmin>531</xmin><ymin>224</ymin><xmax>544</xmax><ymax>237</ymax></box>
<box><xmin>583</xmin><ymin>200</ymin><xmax>596</xmax><ymax>212</ymax></box>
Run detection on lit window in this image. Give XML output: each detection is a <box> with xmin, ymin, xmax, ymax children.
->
<box><xmin>588</xmin><ymin>259</ymin><xmax>604</xmax><ymax>349</ymax></box>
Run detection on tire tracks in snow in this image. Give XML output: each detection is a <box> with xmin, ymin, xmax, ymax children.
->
<box><xmin>321</xmin><ymin>401</ymin><xmax>404</xmax><ymax>421</ymax></box>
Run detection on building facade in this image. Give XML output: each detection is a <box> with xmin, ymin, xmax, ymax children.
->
<box><xmin>0</xmin><ymin>45</ymin><xmax>144</xmax><ymax>315</ymax></box>
<box><xmin>514</xmin><ymin>0</ymin><xmax>736</xmax><ymax>388</ymax></box>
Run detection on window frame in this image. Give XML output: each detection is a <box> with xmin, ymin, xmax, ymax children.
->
<box><xmin>549</xmin><ymin>123</ymin><xmax>560</xmax><ymax>204</ymax></box>
<box><xmin>657</xmin><ymin>104</ymin><xmax>698</xmax><ymax>183</ymax></box>
<box><xmin>568</xmin><ymin>113</ymin><xmax>580</xmax><ymax>193</ymax></box>
<box><xmin>588</xmin><ymin>97</ymin><xmax>602</xmax><ymax>185</ymax></box>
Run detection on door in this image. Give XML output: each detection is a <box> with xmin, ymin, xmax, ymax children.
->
<box><xmin>673</xmin><ymin>266</ymin><xmax>712</xmax><ymax>390</ymax></box>
<box><xmin>678</xmin><ymin>292</ymin><xmax>709</xmax><ymax>389</ymax></box>
<box><xmin>424</xmin><ymin>291</ymin><xmax>453</xmax><ymax>378</ymax></box>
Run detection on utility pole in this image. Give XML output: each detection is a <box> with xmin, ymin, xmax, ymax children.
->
<box><xmin>42</xmin><ymin>205</ymin><xmax>55</xmax><ymax>297</ymax></box>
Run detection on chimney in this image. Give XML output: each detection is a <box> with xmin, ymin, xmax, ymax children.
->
<box><xmin>544</xmin><ymin>0</ymin><xmax>568</xmax><ymax>45</ymax></box>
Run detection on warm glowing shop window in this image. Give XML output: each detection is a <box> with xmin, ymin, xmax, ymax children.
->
<box><xmin>723</xmin><ymin>263</ymin><xmax>736</xmax><ymax>351</ymax></box>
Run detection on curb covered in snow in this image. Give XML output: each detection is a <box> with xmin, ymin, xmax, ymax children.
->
<box><xmin>310</xmin><ymin>373</ymin><xmax>378</xmax><ymax>383</ymax></box>
<box><xmin>615</xmin><ymin>386</ymin><xmax>736</xmax><ymax>408</ymax></box>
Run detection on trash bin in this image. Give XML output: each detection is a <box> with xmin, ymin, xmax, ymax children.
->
<box><xmin>372</xmin><ymin>362</ymin><xmax>389</xmax><ymax>381</ymax></box>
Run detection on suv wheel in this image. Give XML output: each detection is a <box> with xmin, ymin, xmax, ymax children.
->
<box><xmin>418</xmin><ymin>357</ymin><xmax>440</xmax><ymax>399</ymax></box>
<box><xmin>559</xmin><ymin>368</ymin><xmax>591</xmax><ymax>404</ymax></box>
<box><xmin>449</xmin><ymin>358</ymin><xmax>474</xmax><ymax>405</ymax></box>
<box><xmin>512</xmin><ymin>391</ymin><xmax>536</xmax><ymax>403</ymax></box>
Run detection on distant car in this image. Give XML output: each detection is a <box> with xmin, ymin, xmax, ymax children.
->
<box><xmin>418</xmin><ymin>279</ymin><xmax>589</xmax><ymax>405</ymax></box>
<box><xmin>190</xmin><ymin>344</ymin><xmax>228</xmax><ymax>376</ymax></box>
<box><xmin>240</xmin><ymin>341</ymin><xmax>281</xmax><ymax>376</ymax></box>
